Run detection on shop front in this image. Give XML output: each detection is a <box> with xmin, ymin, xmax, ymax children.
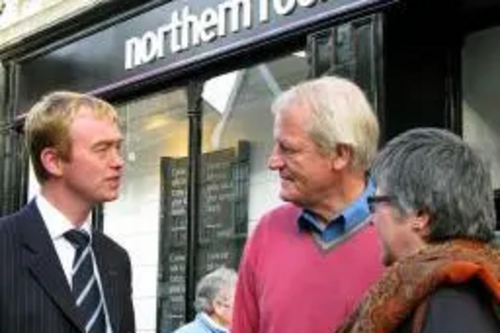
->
<box><xmin>1</xmin><ymin>0</ymin><xmax>498</xmax><ymax>332</ymax></box>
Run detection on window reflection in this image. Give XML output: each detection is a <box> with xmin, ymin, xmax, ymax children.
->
<box><xmin>202</xmin><ymin>52</ymin><xmax>309</xmax><ymax>231</ymax></box>
<box><xmin>104</xmin><ymin>88</ymin><xmax>189</xmax><ymax>333</ymax></box>
<box><xmin>463</xmin><ymin>26</ymin><xmax>500</xmax><ymax>188</ymax></box>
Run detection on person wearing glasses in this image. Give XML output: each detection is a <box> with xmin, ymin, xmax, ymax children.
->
<box><xmin>337</xmin><ymin>128</ymin><xmax>500</xmax><ymax>333</ymax></box>
<box><xmin>175</xmin><ymin>267</ymin><xmax>237</xmax><ymax>333</ymax></box>
<box><xmin>232</xmin><ymin>76</ymin><xmax>384</xmax><ymax>333</ymax></box>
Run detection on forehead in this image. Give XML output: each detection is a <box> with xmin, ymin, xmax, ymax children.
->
<box><xmin>216</xmin><ymin>285</ymin><xmax>235</xmax><ymax>299</ymax></box>
<box><xmin>274</xmin><ymin>104</ymin><xmax>311</xmax><ymax>137</ymax></box>
<box><xmin>69</xmin><ymin>107</ymin><xmax>121</xmax><ymax>140</ymax></box>
<box><xmin>276</xmin><ymin>101</ymin><xmax>310</xmax><ymax>123</ymax></box>
<box><xmin>72</xmin><ymin>105</ymin><xmax>115</xmax><ymax>121</ymax></box>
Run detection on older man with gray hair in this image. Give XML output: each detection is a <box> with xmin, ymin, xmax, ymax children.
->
<box><xmin>175</xmin><ymin>267</ymin><xmax>237</xmax><ymax>333</ymax></box>
<box><xmin>232</xmin><ymin>76</ymin><xmax>384</xmax><ymax>333</ymax></box>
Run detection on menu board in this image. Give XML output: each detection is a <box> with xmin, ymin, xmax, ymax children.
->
<box><xmin>157</xmin><ymin>141</ymin><xmax>249</xmax><ymax>332</ymax></box>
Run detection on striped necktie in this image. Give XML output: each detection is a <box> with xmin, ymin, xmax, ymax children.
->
<box><xmin>64</xmin><ymin>229</ymin><xmax>107</xmax><ymax>333</ymax></box>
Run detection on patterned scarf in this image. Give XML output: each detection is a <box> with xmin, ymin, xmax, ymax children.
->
<box><xmin>336</xmin><ymin>240</ymin><xmax>500</xmax><ymax>333</ymax></box>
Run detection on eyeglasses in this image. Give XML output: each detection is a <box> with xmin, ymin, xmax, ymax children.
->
<box><xmin>367</xmin><ymin>195</ymin><xmax>395</xmax><ymax>214</ymax></box>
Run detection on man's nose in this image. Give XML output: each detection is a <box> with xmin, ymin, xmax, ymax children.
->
<box><xmin>111</xmin><ymin>148</ymin><xmax>125</xmax><ymax>169</ymax></box>
<box><xmin>267</xmin><ymin>147</ymin><xmax>284</xmax><ymax>170</ymax></box>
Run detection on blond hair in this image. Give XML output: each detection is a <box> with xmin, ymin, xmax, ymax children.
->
<box><xmin>24</xmin><ymin>91</ymin><xmax>118</xmax><ymax>183</ymax></box>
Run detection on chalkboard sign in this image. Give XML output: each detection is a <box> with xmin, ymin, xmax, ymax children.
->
<box><xmin>157</xmin><ymin>141</ymin><xmax>250</xmax><ymax>332</ymax></box>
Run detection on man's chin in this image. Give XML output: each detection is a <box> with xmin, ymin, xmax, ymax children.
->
<box><xmin>100</xmin><ymin>192</ymin><xmax>120</xmax><ymax>203</ymax></box>
<box><xmin>280</xmin><ymin>193</ymin><xmax>309</xmax><ymax>210</ymax></box>
<box><xmin>279</xmin><ymin>191</ymin><xmax>295</xmax><ymax>203</ymax></box>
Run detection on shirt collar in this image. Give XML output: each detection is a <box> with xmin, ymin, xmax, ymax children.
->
<box><xmin>197</xmin><ymin>313</ymin><xmax>229</xmax><ymax>333</ymax></box>
<box><xmin>343</xmin><ymin>179</ymin><xmax>375</xmax><ymax>230</ymax></box>
<box><xmin>36</xmin><ymin>194</ymin><xmax>92</xmax><ymax>241</ymax></box>
<box><xmin>297</xmin><ymin>179</ymin><xmax>375</xmax><ymax>233</ymax></box>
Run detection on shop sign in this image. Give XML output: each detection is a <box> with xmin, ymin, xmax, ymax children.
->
<box><xmin>17</xmin><ymin>0</ymin><xmax>394</xmax><ymax>113</ymax></box>
<box><xmin>125</xmin><ymin>0</ymin><xmax>325</xmax><ymax>70</ymax></box>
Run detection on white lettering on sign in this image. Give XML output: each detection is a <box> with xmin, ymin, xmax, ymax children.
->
<box><xmin>125</xmin><ymin>0</ymin><xmax>322</xmax><ymax>70</ymax></box>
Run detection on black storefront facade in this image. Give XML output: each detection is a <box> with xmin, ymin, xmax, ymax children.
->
<box><xmin>1</xmin><ymin>0</ymin><xmax>500</xmax><ymax>332</ymax></box>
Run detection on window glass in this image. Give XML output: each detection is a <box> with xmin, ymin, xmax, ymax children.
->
<box><xmin>462</xmin><ymin>26</ymin><xmax>500</xmax><ymax>189</ymax></box>
<box><xmin>202</xmin><ymin>52</ymin><xmax>309</xmax><ymax>231</ymax></box>
<box><xmin>104</xmin><ymin>89</ymin><xmax>189</xmax><ymax>333</ymax></box>
<box><xmin>308</xmin><ymin>15</ymin><xmax>381</xmax><ymax>107</ymax></box>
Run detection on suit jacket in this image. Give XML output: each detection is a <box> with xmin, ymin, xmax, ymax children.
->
<box><xmin>0</xmin><ymin>200</ymin><xmax>135</xmax><ymax>333</ymax></box>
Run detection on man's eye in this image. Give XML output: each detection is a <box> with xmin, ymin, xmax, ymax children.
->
<box><xmin>280</xmin><ymin>144</ymin><xmax>293</xmax><ymax>154</ymax></box>
<box><xmin>94</xmin><ymin>145</ymin><xmax>109</xmax><ymax>153</ymax></box>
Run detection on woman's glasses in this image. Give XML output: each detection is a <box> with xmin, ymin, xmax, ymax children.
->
<box><xmin>367</xmin><ymin>195</ymin><xmax>395</xmax><ymax>213</ymax></box>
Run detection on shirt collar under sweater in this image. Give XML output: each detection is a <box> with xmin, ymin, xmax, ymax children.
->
<box><xmin>297</xmin><ymin>180</ymin><xmax>374</xmax><ymax>244</ymax></box>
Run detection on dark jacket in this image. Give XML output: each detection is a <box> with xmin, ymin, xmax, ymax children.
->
<box><xmin>336</xmin><ymin>240</ymin><xmax>500</xmax><ymax>333</ymax></box>
<box><xmin>0</xmin><ymin>201</ymin><xmax>135</xmax><ymax>333</ymax></box>
<box><xmin>397</xmin><ymin>280</ymin><xmax>500</xmax><ymax>333</ymax></box>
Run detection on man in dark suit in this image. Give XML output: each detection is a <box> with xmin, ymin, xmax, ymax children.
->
<box><xmin>0</xmin><ymin>91</ymin><xmax>135</xmax><ymax>333</ymax></box>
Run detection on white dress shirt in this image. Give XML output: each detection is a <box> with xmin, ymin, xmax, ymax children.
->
<box><xmin>36</xmin><ymin>194</ymin><xmax>113</xmax><ymax>333</ymax></box>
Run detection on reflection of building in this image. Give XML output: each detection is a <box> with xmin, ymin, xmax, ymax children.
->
<box><xmin>1</xmin><ymin>0</ymin><xmax>500</xmax><ymax>332</ymax></box>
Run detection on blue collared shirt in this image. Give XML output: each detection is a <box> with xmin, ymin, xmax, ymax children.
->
<box><xmin>297</xmin><ymin>180</ymin><xmax>375</xmax><ymax>244</ymax></box>
<box><xmin>173</xmin><ymin>313</ymin><xmax>228</xmax><ymax>333</ymax></box>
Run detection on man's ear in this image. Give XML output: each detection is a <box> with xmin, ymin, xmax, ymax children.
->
<box><xmin>40</xmin><ymin>147</ymin><xmax>64</xmax><ymax>178</ymax></box>
<box><xmin>331</xmin><ymin>144</ymin><xmax>352</xmax><ymax>171</ymax></box>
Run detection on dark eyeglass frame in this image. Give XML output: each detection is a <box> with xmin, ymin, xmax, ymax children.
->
<box><xmin>367</xmin><ymin>195</ymin><xmax>396</xmax><ymax>213</ymax></box>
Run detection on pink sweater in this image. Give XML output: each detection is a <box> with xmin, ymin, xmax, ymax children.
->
<box><xmin>232</xmin><ymin>204</ymin><xmax>384</xmax><ymax>333</ymax></box>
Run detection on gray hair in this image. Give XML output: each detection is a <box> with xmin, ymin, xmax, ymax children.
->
<box><xmin>193</xmin><ymin>266</ymin><xmax>237</xmax><ymax>314</ymax></box>
<box><xmin>271</xmin><ymin>76</ymin><xmax>380</xmax><ymax>171</ymax></box>
<box><xmin>371</xmin><ymin>127</ymin><xmax>496</xmax><ymax>242</ymax></box>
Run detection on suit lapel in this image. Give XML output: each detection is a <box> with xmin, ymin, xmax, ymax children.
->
<box><xmin>93</xmin><ymin>233</ymin><xmax>122</xmax><ymax>333</ymax></box>
<box><xmin>20</xmin><ymin>201</ymin><xmax>85</xmax><ymax>332</ymax></box>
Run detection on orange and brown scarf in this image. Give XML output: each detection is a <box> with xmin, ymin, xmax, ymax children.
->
<box><xmin>337</xmin><ymin>240</ymin><xmax>500</xmax><ymax>333</ymax></box>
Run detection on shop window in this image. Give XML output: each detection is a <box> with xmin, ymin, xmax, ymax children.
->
<box><xmin>104</xmin><ymin>89</ymin><xmax>189</xmax><ymax>333</ymax></box>
<box><xmin>1</xmin><ymin>126</ymin><xmax>28</xmax><ymax>215</ymax></box>
<box><xmin>462</xmin><ymin>26</ymin><xmax>500</xmax><ymax>231</ymax></box>
<box><xmin>202</xmin><ymin>53</ymin><xmax>309</xmax><ymax>231</ymax></box>
<box><xmin>462</xmin><ymin>27</ymin><xmax>500</xmax><ymax>189</ymax></box>
<box><xmin>158</xmin><ymin>52</ymin><xmax>311</xmax><ymax>332</ymax></box>
<box><xmin>307</xmin><ymin>14</ymin><xmax>382</xmax><ymax>109</ymax></box>
<box><xmin>462</xmin><ymin>26</ymin><xmax>500</xmax><ymax>190</ymax></box>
